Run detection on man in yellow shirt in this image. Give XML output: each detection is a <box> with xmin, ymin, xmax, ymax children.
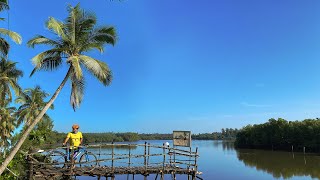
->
<box><xmin>63</xmin><ymin>124</ymin><xmax>83</xmax><ymax>149</ymax></box>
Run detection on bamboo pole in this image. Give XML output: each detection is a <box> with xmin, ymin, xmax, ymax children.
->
<box><xmin>144</xmin><ymin>142</ymin><xmax>147</xmax><ymax>170</ymax></box>
<box><xmin>112</xmin><ymin>142</ymin><xmax>114</xmax><ymax>172</ymax></box>
<box><xmin>147</xmin><ymin>143</ymin><xmax>150</xmax><ymax>167</ymax></box>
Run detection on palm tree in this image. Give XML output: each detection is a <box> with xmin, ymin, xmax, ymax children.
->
<box><xmin>15</xmin><ymin>86</ymin><xmax>54</xmax><ymax>126</ymax></box>
<box><xmin>0</xmin><ymin>4</ymin><xmax>117</xmax><ymax>174</ymax></box>
<box><xmin>14</xmin><ymin>86</ymin><xmax>53</xmax><ymax>147</ymax></box>
<box><xmin>0</xmin><ymin>100</ymin><xmax>16</xmax><ymax>155</ymax></box>
<box><xmin>0</xmin><ymin>57</ymin><xmax>23</xmax><ymax>107</ymax></box>
<box><xmin>0</xmin><ymin>0</ymin><xmax>22</xmax><ymax>56</ymax></box>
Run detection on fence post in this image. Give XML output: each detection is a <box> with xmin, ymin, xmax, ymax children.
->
<box><xmin>128</xmin><ymin>145</ymin><xmax>131</xmax><ymax>168</ymax></box>
<box><xmin>147</xmin><ymin>143</ymin><xmax>150</xmax><ymax>167</ymax></box>
<box><xmin>192</xmin><ymin>147</ymin><xmax>198</xmax><ymax>180</ymax></box>
<box><xmin>70</xmin><ymin>147</ymin><xmax>74</xmax><ymax>175</ymax></box>
<box><xmin>144</xmin><ymin>142</ymin><xmax>147</xmax><ymax>171</ymax></box>
<box><xmin>27</xmin><ymin>155</ymin><xmax>33</xmax><ymax>180</ymax></box>
<box><xmin>112</xmin><ymin>142</ymin><xmax>114</xmax><ymax>172</ymax></box>
<box><xmin>161</xmin><ymin>143</ymin><xmax>166</xmax><ymax>180</ymax></box>
<box><xmin>144</xmin><ymin>142</ymin><xmax>148</xmax><ymax>180</ymax></box>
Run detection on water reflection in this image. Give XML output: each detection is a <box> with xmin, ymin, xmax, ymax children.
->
<box><xmin>236</xmin><ymin>149</ymin><xmax>320</xmax><ymax>179</ymax></box>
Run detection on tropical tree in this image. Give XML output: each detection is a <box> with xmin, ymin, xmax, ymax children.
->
<box><xmin>0</xmin><ymin>100</ymin><xmax>16</xmax><ymax>155</ymax></box>
<box><xmin>15</xmin><ymin>86</ymin><xmax>53</xmax><ymax>127</ymax></box>
<box><xmin>0</xmin><ymin>57</ymin><xmax>23</xmax><ymax>107</ymax></box>
<box><xmin>0</xmin><ymin>4</ymin><xmax>117</xmax><ymax>174</ymax></box>
<box><xmin>0</xmin><ymin>0</ymin><xmax>21</xmax><ymax>56</ymax></box>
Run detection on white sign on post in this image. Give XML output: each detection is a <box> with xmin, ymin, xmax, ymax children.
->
<box><xmin>173</xmin><ymin>131</ymin><xmax>191</xmax><ymax>147</ymax></box>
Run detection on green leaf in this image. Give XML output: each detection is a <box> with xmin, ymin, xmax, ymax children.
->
<box><xmin>0</xmin><ymin>28</ymin><xmax>22</xmax><ymax>44</ymax></box>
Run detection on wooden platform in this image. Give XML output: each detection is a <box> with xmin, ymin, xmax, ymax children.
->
<box><xmin>33</xmin><ymin>166</ymin><xmax>198</xmax><ymax>179</ymax></box>
<box><xmin>27</xmin><ymin>143</ymin><xmax>201</xmax><ymax>179</ymax></box>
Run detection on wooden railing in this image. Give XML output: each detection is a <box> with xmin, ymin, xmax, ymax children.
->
<box><xmin>25</xmin><ymin>142</ymin><xmax>202</xmax><ymax>180</ymax></box>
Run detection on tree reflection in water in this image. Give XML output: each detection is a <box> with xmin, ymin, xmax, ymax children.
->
<box><xmin>236</xmin><ymin>149</ymin><xmax>320</xmax><ymax>179</ymax></box>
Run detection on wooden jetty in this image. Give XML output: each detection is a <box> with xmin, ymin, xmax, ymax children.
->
<box><xmin>26</xmin><ymin>142</ymin><xmax>202</xmax><ymax>180</ymax></box>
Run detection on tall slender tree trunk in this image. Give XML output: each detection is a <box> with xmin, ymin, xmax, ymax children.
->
<box><xmin>0</xmin><ymin>67</ymin><xmax>72</xmax><ymax>175</ymax></box>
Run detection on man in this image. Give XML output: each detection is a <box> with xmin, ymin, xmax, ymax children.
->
<box><xmin>63</xmin><ymin>124</ymin><xmax>83</xmax><ymax>152</ymax></box>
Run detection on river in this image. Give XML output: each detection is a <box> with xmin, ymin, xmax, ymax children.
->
<box><xmin>77</xmin><ymin>140</ymin><xmax>320</xmax><ymax>180</ymax></box>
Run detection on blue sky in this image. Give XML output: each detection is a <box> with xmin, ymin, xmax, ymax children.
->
<box><xmin>6</xmin><ymin>0</ymin><xmax>320</xmax><ymax>133</ymax></box>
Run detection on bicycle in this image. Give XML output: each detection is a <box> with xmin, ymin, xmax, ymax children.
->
<box><xmin>43</xmin><ymin>145</ymin><xmax>98</xmax><ymax>170</ymax></box>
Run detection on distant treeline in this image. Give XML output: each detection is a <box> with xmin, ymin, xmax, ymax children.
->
<box><xmin>235</xmin><ymin>118</ymin><xmax>320</xmax><ymax>152</ymax></box>
<box><xmin>49</xmin><ymin>128</ymin><xmax>239</xmax><ymax>144</ymax></box>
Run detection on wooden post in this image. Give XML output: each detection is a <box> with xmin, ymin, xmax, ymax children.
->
<box><xmin>144</xmin><ymin>142</ymin><xmax>147</xmax><ymax>170</ymax></box>
<box><xmin>188</xmin><ymin>147</ymin><xmax>192</xmax><ymax>169</ymax></box>
<box><xmin>128</xmin><ymin>145</ymin><xmax>131</xmax><ymax>168</ymax></box>
<box><xmin>112</xmin><ymin>142</ymin><xmax>114</xmax><ymax>172</ymax></box>
<box><xmin>144</xmin><ymin>142</ymin><xmax>147</xmax><ymax>180</ymax></box>
<box><xmin>161</xmin><ymin>143</ymin><xmax>166</xmax><ymax>180</ymax></box>
<box><xmin>192</xmin><ymin>147</ymin><xmax>198</xmax><ymax>180</ymax></box>
<box><xmin>303</xmin><ymin>147</ymin><xmax>306</xmax><ymax>154</ymax></box>
<box><xmin>99</xmin><ymin>144</ymin><xmax>101</xmax><ymax>164</ymax></box>
<box><xmin>173</xmin><ymin>145</ymin><xmax>176</xmax><ymax>168</ymax></box>
<box><xmin>147</xmin><ymin>143</ymin><xmax>150</xmax><ymax>167</ymax></box>
<box><xmin>127</xmin><ymin>146</ymin><xmax>131</xmax><ymax>180</ymax></box>
<box><xmin>27</xmin><ymin>155</ymin><xmax>33</xmax><ymax>180</ymax></box>
<box><xmin>169</xmin><ymin>147</ymin><xmax>172</xmax><ymax>167</ymax></box>
<box><xmin>69</xmin><ymin>147</ymin><xmax>74</xmax><ymax>175</ymax></box>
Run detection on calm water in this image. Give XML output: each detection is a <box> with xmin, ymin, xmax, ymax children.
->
<box><xmin>77</xmin><ymin>140</ymin><xmax>320</xmax><ymax>180</ymax></box>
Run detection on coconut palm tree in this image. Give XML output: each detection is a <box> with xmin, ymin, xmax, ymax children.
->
<box><xmin>14</xmin><ymin>86</ymin><xmax>53</xmax><ymax>148</ymax></box>
<box><xmin>0</xmin><ymin>100</ymin><xmax>16</xmax><ymax>152</ymax></box>
<box><xmin>0</xmin><ymin>0</ymin><xmax>22</xmax><ymax>56</ymax></box>
<box><xmin>0</xmin><ymin>57</ymin><xmax>23</xmax><ymax>107</ymax></box>
<box><xmin>0</xmin><ymin>4</ymin><xmax>117</xmax><ymax>174</ymax></box>
<box><xmin>15</xmin><ymin>86</ymin><xmax>54</xmax><ymax>127</ymax></box>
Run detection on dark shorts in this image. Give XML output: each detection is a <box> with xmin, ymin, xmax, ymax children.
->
<box><xmin>68</xmin><ymin>147</ymin><xmax>80</xmax><ymax>154</ymax></box>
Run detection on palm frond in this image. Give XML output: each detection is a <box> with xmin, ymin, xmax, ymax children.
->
<box><xmin>27</xmin><ymin>35</ymin><xmax>60</xmax><ymax>48</ymax></box>
<box><xmin>0</xmin><ymin>0</ymin><xmax>8</xmax><ymax>11</ymax></box>
<box><xmin>0</xmin><ymin>37</ymin><xmax>9</xmax><ymax>55</ymax></box>
<box><xmin>70</xmin><ymin>74</ymin><xmax>85</xmax><ymax>111</ymax></box>
<box><xmin>9</xmin><ymin>80</ymin><xmax>23</xmax><ymax>97</ymax></box>
<box><xmin>69</xmin><ymin>56</ymin><xmax>82</xmax><ymax>80</ymax></box>
<box><xmin>0</xmin><ymin>28</ymin><xmax>22</xmax><ymax>44</ymax></box>
<box><xmin>79</xmin><ymin>55</ymin><xmax>112</xmax><ymax>86</ymax></box>
<box><xmin>45</xmin><ymin>17</ymin><xmax>67</xmax><ymax>40</ymax></box>
<box><xmin>93</xmin><ymin>26</ymin><xmax>117</xmax><ymax>45</ymax></box>
<box><xmin>31</xmin><ymin>49</ymin><xmax>63</xmax><ymax>68</ymax></box>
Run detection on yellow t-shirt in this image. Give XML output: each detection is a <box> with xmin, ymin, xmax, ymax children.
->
<box><xmin>67</xmin><ymin>132</ymin><xmax>83</xmax><ymax>148</ymax></box>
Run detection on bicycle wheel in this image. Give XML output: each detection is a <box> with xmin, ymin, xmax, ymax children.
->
<box><xmin>43</xmin><ymin>151</ymin><xmax>66</xmax><ymax>168</ymax></box>
<box><xmin>79</xmin><ymin>152</ymin><xmax>98</xmax><ymax>170</ymax></box>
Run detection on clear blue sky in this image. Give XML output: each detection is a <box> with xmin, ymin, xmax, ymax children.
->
<box><xmin>6</xmin><ymin>0</ymin><xmax>320</xmax><ymax>133</ymax></box>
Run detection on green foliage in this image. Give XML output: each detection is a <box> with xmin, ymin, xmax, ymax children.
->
<box><xmin>0</xmin><ymin>152</ymin><xmax>27</xmax><ymax>180</ymax></box>
<box><xmin>235</xmin><ymin>118</ymin><xmax>320</xmax><ymax>152</ymax></box>
<box><xmin>1</xmin><ymin>117</ymin><xmax>55</xmax><ymax>179</ymax></box>
<box><xmin>48</xmin><ymin>131</ymin><xmax>237</xmax><ymax>144</ymax></box>
<box><xmin>0</xmin><ymin>57</ymin><xmax>23</xmax><ymax>106</ymax></box>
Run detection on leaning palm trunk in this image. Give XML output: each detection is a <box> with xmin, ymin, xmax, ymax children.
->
<box><xmin>0</xmin><ymin>67</ymin><xmax>72</xmax><ymax>175</ymax></box>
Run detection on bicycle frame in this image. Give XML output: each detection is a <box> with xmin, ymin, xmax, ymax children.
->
<box><xmin>65</xmin><ymin>146</ymin><xmax>87</xmax><ymax>162</ymax></box>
